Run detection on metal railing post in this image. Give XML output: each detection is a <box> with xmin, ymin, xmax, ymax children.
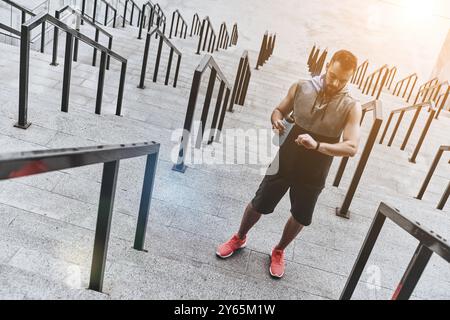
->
<box><xmin>208</xmin><ymin>81</ymin><xmax>226</xmax><ymax>144</ymax></box>
<box><xmin>216</xmin><ymin>88</ymin><xmax>231</xmax><ymax>142</ymax></box>
<box><xmin>106</xmin><ymin>37</ymin><xmax>112</xmax><ymax>70</ymax></box>
<box><xmin>173</xmin><ymin>55</ymin><xmax>181</xmax><ymax>88</ymax></box>
<box><xmin>153</xmin><ymin>35</ymin><xmax>164</xmax><ymax>83</ymax></box>
<box><xmin>123</xmin><ymin>0</ymin><xmax>128</xmax><ymax>27</ymax></box>
<box><xmin>50</xmin><ymin>11</ymin><xmax>60</xmax><ymax>66</ymax></box>
<box><xmin>437</xmin><ymin>182</ymin><xmax>449</xmax><ymax>210</ymax></box>
<box><xmin>61</xmin><ymin>32</ymin><xmax>74</xmax><ymax>113</ymax></box>
<box><xmin>92</xmin><ymin>29</ymin><xmax>100</xmax><ymax>66</ymax></box>
<box><xmin>196</xmin><ymin>19</ymin><xmax>206</xmax><ymax>54</ymax></box>
<box><xmin>400</xmin><ymin>107</ymin><xmax>423</xmax><ymax>151</ymax></box>
<box><xmin>89</xmin><ymin>160</ymin><xmax>120</xmax><ymax>293</ymax></box>
<box><xmin>164</xmin><ymin>48</ymin><xmax>174</xmax><ymax>86</ymax></box>
<box><xmin>138</xmin><ymin>32</ymin><xmax>151</xmax><ymax>89</ymax></box>
<box><xmin>95</xmin><ymin>51</ymin><xmax>107</xmax><ymax>115</ymax></box>
<box><xmin>196</xmin><ymin>68</ymin><xmax>217</xmax><ymax>148</ymax></box>
<box><xmin>336</xmin><ymin>114</ymin><xmax>383</xmax><ymax>219</ymax></box>
<box><xmin>388</xmin><ymin>111</ymin><xmax>405</xmax><ymax>147</ymax></box>
<box><xmin>16</xmin><ymin>24</ymin><xmax>31</xmax><ymax>129</ymax></box>
<box><xmin>340</xmin><ymin>209</ymin><xmax>386</xmax><ymax>299</ymax></box>
<box><xmin>116</xmin><ymin>61</ymin><xmax>127</xmax><ymax>116</ymax></box>
<box><xmin>173</xmin><ymin>71</ymin><xmax>202</xmax><ymax>173</ymax></box>
<box><xmin>134</xmin><ymin>152</ymin><xmax>159</xmax><ymax>251</ymax></box>
<box><xmin>416</xmin><ymin>148</ymin><xmax>444</xmax><ymax>200</ymax></box>
<box><xmin>391</xmin><ymin>244</ymin><xmax>433</xmax><ymax>300</ymax></box>
<box><xmin>408</xmin><ymin>108</ymin><xmax>436</xmax><ymax>163</ymax></box>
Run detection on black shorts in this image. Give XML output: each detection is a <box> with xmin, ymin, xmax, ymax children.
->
<box><xmin>251</xmin><ymin>173</ymin><xmax>323</xmax><ymax>226</ymax></box>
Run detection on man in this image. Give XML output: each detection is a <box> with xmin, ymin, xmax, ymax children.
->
<box><xmin>216</xmin><ymin>50</ymin><xmax>362</xmax><ymax>278</ymax></box>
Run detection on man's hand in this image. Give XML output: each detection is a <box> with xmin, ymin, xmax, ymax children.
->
<box><xmin>295</xmin><ymin>134</ymin><xmax>318</xmax><ymax>150</ymax></box>
<box><xmin>272</xmin><ymin>119</ymin><xmax>286</xmax><ymax>136</ymax></box>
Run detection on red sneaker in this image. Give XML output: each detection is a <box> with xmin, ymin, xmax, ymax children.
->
<box><xmin>216</xmin><ymin>234</ymin><xmax>247</xmax><ymax>259</ymax></box>
<box><xmin>270</xmin><ymin>248</ymin><xmax>285</xmax><ymax>278</ymax></box>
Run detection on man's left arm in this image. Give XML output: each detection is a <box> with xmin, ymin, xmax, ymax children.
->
<box><xmin>296</xmin><ymin>103</ymin><xmax>362</xmax><ymax>157</ymax></box>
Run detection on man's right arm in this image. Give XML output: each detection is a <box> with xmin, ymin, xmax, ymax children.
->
<box><xmin>271</xmin><ymin>82</ymin><xmax>298</xmax><ymax>135</ymax></box>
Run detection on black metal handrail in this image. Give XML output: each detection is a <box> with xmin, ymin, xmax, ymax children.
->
<box><xmin>190</xmin><ymin>13</ymin><xmax>201</xmax><ymax>37</ymax></box>
<box><xmin>351</xmin><ymin>60</ymin><xmax>369</xmax><ymax>88</ymax></box>
<box><xmin>379</xmin><ymin>101</ymin><xmax>436</xmax><ymax>163</ymax></box>
<box><xmin>138</xmin><ymin>27</ymin><xmax>182</xmax><ymax>89</ymax></box>
<box><xmin>435</xmin><ymin>86</ymin><xmax>450</xmax><ymax>119</ymax></box>
<box><xmin>216</xmin><ymin>22</ymin><xmax>230</xmax><ymax>51</ymax></box>
<box><xmin>228</xmin><ymin>50</ymin><xmax>251</xmax><ymax>112</ymax></box>
<box><xmin>173</xmin><ymin>54</ymin><xmax>232</xmax><ymax>173</ymax></box>
<box><xmin>0</xmin><ymin>21</ymin><xmax>22</xmax><ymax>37</ymax></box>
<box><xmin>52</xmin><ymin>5</ymin><xmax>114</xmax><ymax>71</ymax></box>
<box><xmin>361</xmin><ymin>64</ymin><xmax>390</xmax><ymax>100</ymax></box>
<box><xmin>169</xmin><ymin>9</ymin><xmax>187</xmax><ymax>39</ymax></box>
<box><xmin>341</xmin><ymin>202</ymin><xmax>449</xmax><ymax>300</ymax></box>
<box><xmin>138</xmin><ymin>1</ymin><xmax>166</xmax><ymax>40</ymax></box>
<box><xmin>256</xmin><ymin>31</ymin><xmax>276</xmax><ymax>70</ymax></box>
<box><xmin>16</xmin><ymin>13</ymin><xmax>128</xmax><ymax>129</ymax></box>
<box><xmin>0</xmin><ymin>141</ymin><xmax>160</xmax><ymax>293</ymax></box>
<box><xmin>0</xmin><ymin>0</ymin><xmax>47</xmax><ymax>53</ymax></box>
<box><xmin>392</xmin><ymin>73</ymin><xmax>418</xmax><ymax>103</ymax></box>
<box><xmin>413</xmin><ymin>80</ymin><xmax>446</xmax><ymax>105</ymax></box>
<box><xmin>85</xmin><ymin>0</ymin><xmax>118</xmax><ymax>28</ymax></box>
<box><xmin>334</xmin><ymin>100</ymin><xmax>384</xmax><ymax>219</ymax></box>
<box><xmin>385</xmin><ymin>66</ymin><xmax>397</xmax><ymax>90</ymax></box>
<box><xmin>196</xmin><ymin>16</ymin><xmax>217</xmax><ymax>54</ymax></box>
<box><xmin>416</xmin><ymin>145</ymin><xmax>449</xmax><ymax>210</ymax></box>
<box><xmin>122</xmin><ymin>0</ymin><xmax>142</xmax><ymax>27</ymax></box>
<box><xmin>413</xmin><ymin>77</ymin><xmax>439</xmax><ymax>104</ymax></box>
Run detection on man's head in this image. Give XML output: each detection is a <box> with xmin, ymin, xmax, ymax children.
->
<box><xmin>324</xmin><ymin>50</ymin><xmax>358</xmax><ymax>97</ymax></box>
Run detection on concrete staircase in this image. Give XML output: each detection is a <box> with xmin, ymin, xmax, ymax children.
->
<box><xmin>0</xmin><ymin>3</ymin><xmax>449</xmax><ymax>300</ymax></box>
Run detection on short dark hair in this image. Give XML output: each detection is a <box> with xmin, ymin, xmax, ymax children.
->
<box><xmin>330</xmin><ymin>50</ymin><xmax>358</xmax><ymax>72</ymax></box>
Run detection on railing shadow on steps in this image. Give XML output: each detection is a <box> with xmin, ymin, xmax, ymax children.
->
<box><xmin>0</xmin><ymin>142</ymin><xmax>160</xmax><ymax>293</ymax></box>
<box><xmin>169</xmin><ymin>9</ymin><xmax>187</xmax><ymax>39</ymax></box>
<box><xmin>16</xmin><ymin>13</ymin><xmax>128</xmax><ymax>129</ymax></box>
<box><xmin>0</xmin><ymin>0</ymin><xmax>46</xmax><ymax>53</ymax></box>
<box><xmin>361</xmin><ymin>64</ymin><xmax>390</xmax><ymax>100</ymax></box>
<box><xmin>137</xmin><ymin>1</ymin><xmax>166</xmax><ymax>40</ymax></box>
<box><xmin>351</xmin><ymin>59</ymin><xmax>369</xmax><ymax>88</ymax></box>
<box><xmin>392</xmin><ymin>73</ymin><xmax>418</xmax><ymax>103</ymax></box>
<box><xmin>228</xmin><ymin>50</ymin><xmax>251</xmax><ymax>112</ymax></box>
<box><xmin>52</xmin><ymin>5</ymin><xmax>115</xmax><ymax>70</ymax></box>
<box><xmin>255</xmin><ymin>31</ymin><xmax>276</xmax><ymax>70</ymax></box>
<box><xmin>121</xmin><ymin>0</ymin><xmax>142</xmax><ymax>28</ymax></box>
<box><xmin>340</xmin><ymin>202</ymin><xmax>450</xmax><ymax>300</ymax></box>
<box><xmin>196</xmin><ymin>16</ymin><xmax>217</xmax><ymax>55</ymax></box>
<box><xmin>415</xmin><ymin>145</ymin><xmax>449</xmax><ymax>210</ymax></box>
<box><xmin>378</xmin><ymin>101</ymin><xmax>436</xmax><ymax>164</ymax></box>
<box><xmin>138</xmin><ymin>27</ymin><xmax>182</xmax><ymax>89</ymax></box>
<box><xmin>332</xmin><ymin>100</ymin><xmax>384</xmax><ymax>219</ymax></box>
<box><xmin>172</xmin><ymin>54</ymin><xmax>232</xmax><ymax>173</ymax></box>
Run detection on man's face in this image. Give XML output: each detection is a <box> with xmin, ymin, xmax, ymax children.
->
<box><xmin>324</xmin><ymin>61</ymin><xmax>354</xmax><ymax>97</ymax></box>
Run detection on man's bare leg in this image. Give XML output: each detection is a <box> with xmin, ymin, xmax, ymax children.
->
<box><xmin>237</xmin><ymin>203</ymin><xmax>262</xmax><ymax>239</ymax></box>
<box><xmin>275</xmin><ymin>215</ymin><xmax>304</xmax><ymax>250</ymax></box>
